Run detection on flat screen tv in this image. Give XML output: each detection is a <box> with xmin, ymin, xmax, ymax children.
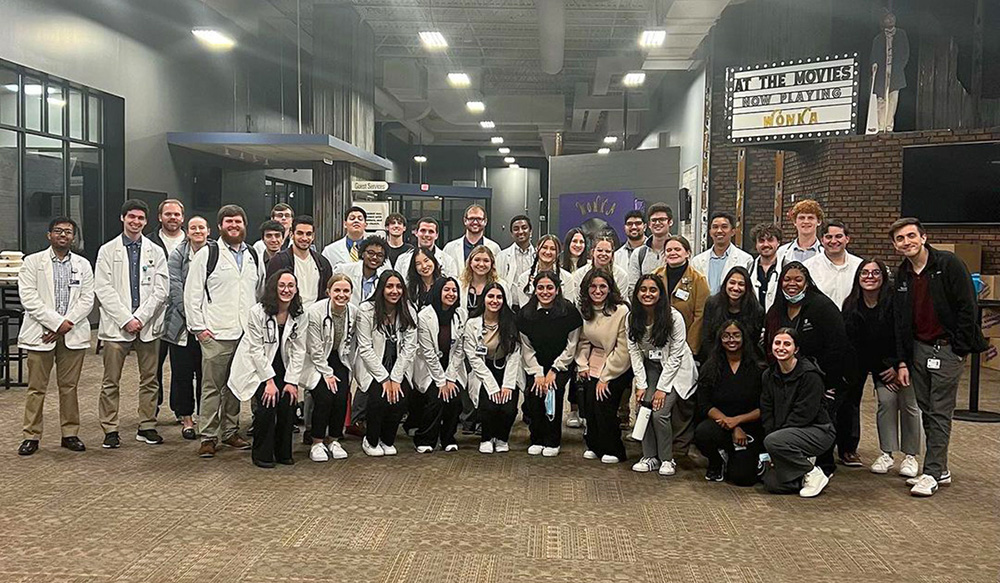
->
<box><xmin>901</xmin><ymin>142</ymin><xmax>1000</xmax><ymax>224</ymax></box>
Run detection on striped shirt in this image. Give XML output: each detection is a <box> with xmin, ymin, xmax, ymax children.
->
<box><xmin>50</xmin><ymin>248</ymin><xmax>73</xmax><ymax>316</ymax></box>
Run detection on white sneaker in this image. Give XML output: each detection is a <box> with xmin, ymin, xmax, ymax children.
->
<box><xmin>309</xmin><ymin>443</ymin><xmax>330</xmax><ymax>462</ymax></box>
<box><xmin>799</xmin><ymin>466</ymin><xmax>830</xmax><ymax>498</ymax></box>
<box><xmin>362</xmin><ymin>439</ymin><xmax>384</xmax><ymax>457</ymax></box>
<box><xmin>907</xmin><ymin>471</ymin><xmax>951</xmax><ymax>486</ymax></box>
<box><xmin>583</xmin><ymin>450</ymin><xmax>598</xmax><ymax>460</ymax></box>
<box><xmin>479</xmin><ymin>441</ymin><xmax>494</xmax><ymax>454</ymax></box>
<box><xmin>444</xmin><ymin>444</ymin><xmax>459</xmax><ymax>452</ymax></box>
<box><xmin>327</xmin><ymin>441</ymin><xmax>348</xmax><ymax>460</ymax></box>
<box><xmin>909</xmin><ymin>474</ymin><xmax>938</xmax><ymax>497</ymax></box>
<box><xmin>527</xmin><ymin>445</ymin><xmax>544</xmax><ymax>455</ymax></box>
<box><xmin>565</xmin><ymin>411</ymin><xmax>581</xmax><ymax>428</ymax></box>
<box><xmin>631</xmin><ymin>457</ymin><xmax>661</xmax><ymax>473</ymax></box>
<box><xmin>870</xmin><ymin>452</ymin><xmax>894</xmax><ymax>474</ymax></box>
<box><xmin>494</xmin><ymin>440</ymin><xmax>510</xmax><ymax>453</ymax></box>
<box><xmin>899</xmin><ymin>455</ymin><xmax>919</xmax><ymax>478</ymax></box>
<box><xmin>416</xmin><ymin>445</ymin><xmax>433</xmax><ymax>454</ymax></box>
<box><xmin>658</xmin><ymin>460</ymin><xmax>677</xmax><ymax>476</ymax></box>
<box><xmin>601</xmin><ymin>455</ymin><xmax>620</xmax><ymax>464</ymax></box>
<box><xmin>379</xmin><ymin>441</ymin><xmax>397</xmax><ymax>456</ymax></box>
<box><xmin>542</xmin><ymin>447</ymin><xmax>560</xmax><ymax>457</ymax></box>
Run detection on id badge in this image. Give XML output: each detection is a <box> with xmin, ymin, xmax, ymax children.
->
<box><xmin>68</xmin><ymin>279</ymin><xmax>81</xmax><ymax>288</ymax></box>
<box><xmin>475</xmin><ymin>344</ymin><xmax>488</xmax><ymax>357</ymax></box>
<box><xmin>648</xmin><ymin>349</ymin><xmax>663</xmax><ymax>361</ymax></box>
<box><xmin>674</xmin><ymin>287</ymin><xmax>690</xmax><ymax>301</ymax></box>
<box><xmin>927</xmin><ymin>358</ymin><xmax>941</xmax><ymax>370</ymax></box>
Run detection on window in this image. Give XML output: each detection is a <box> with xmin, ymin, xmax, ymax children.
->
<box><xmin>24</xmin><ymin>135</ymin><xmax>64</xmax><ymax>252</ymax></box>
<box><xmin>0</xmin><ymin>129</ymin><xmax>18</xmax><ymax>251</ymax></box>
<box><xmin>0</xmin><ymin>69</ymin><xmax>17</xmax><ymax>126</ymax></box>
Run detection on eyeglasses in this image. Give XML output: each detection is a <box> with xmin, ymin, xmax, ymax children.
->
<box><xmin>51</xmin><ymin>228</ymin><xmax>74</xmax><ymax>236</ymax></box>
<box><xmin>649</xmin><ymin>217</ymin><xmax>669</xmax><ymax>224</ymax></box>
<box><xmin>272</xmin><ymin>212</ymin><xmax>293</xmax><ymax>219</ymax></box>
<box><xmin>465</xmin><ymin>217</ymin><xmax>485</xmax><ymax>223</ymax></box>
<box><xmin>364</xmin><ymin>249</ymin><xmax>385</xmax><ymax>259</ymax></box>
<box><xmin>721</xmin><ymin>333</ymin><xmax>743</xmax><ymax>341</ymax></box>
<box><xmin>625</xmin><ymin>220</ymin><xmax>645</xmax><ymax>227</ymax></box>
<box><xmin>860</xmin><ymin>269</ymin><xmax>882</xmax><ymax>278</ymax></box>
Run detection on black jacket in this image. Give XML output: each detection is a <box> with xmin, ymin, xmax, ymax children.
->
<box><xmin>764</xmin><ymin>291</ymin><xmax>850</xmax><ymax>389</ymax></box>
<box><xmin>761</xmin><ymin>357</ymin><xmax>831</xmax><ymax>435</ymax></box>
<box><xmin>844</xmin><ymin>297</ymin><xmax>897</xmax><ymax>377</ymax></box>
<box><xmin>265</xmin><ymin>248</ymin><xmax>333</xmax><ymax>302</ymax></box>
<box><xmin>893</xmin><ymin>245</ymin><xmax>988</xmax><ymax>361</ymax></box>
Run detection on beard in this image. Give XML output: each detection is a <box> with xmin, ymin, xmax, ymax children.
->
<box><xmin>220</xmin><ymin>228</ymin><xmax>245</xmax><ymax>246</ymax></box>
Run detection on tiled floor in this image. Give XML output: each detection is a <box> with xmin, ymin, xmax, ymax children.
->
<box><xmin>2</xmin><ymin>346</ymin><xmax>999</xmax><ymax>582</ymax></box>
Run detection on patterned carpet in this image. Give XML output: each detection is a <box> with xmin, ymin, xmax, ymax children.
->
<box><xmin>1</xmin><ymin>343</ymin><xmax>999</xmax><ymax>583</ymax></box>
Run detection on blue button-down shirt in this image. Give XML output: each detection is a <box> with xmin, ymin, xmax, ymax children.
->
<box><xmin>50</xmin><ymin>248</ymin><xmax>73</xmax><ymax>316</ymax></box>
<box><xmin>707</xmin><ymin>245</ymin><xmax>731</xmax><ymax>294</ymax></box>
<box><xmin>361</xmin><ymin>273</ymin><xmax>378</xmax><ymax>301</ymax></box>
<box><xmin>227</xmin><ymin>241</ymin><xmax>248</xmax><ymax>270</ymax></box>
<box><xmin>122</xmin><ymin>234</ymin><xmax>142</xmax><ymax>311</ymax></box>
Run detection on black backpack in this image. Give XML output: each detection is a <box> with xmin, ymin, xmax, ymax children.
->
<box><xmin>204</xmin><ymin>241</ymin><xmax>259</xmax><ymax>303</ymax></box>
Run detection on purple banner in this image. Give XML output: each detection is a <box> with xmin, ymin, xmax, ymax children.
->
<box><xmin>558</xmin><ymin>191</ymin><xmax>643</xmax><ymax>243</ymax></box>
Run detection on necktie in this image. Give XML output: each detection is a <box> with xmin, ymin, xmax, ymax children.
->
<box><xmin>350</xmin><ymin>242</ymin><xmax>359</xmax><ymax>262</ymax></box>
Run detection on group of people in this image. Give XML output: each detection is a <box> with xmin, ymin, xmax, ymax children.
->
<box><xmin>15</xmin><ymin>196</ymin><xmax>985</xmax><ymax>498</ymax></box>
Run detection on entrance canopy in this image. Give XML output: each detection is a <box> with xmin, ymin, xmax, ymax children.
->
<box><xmin>166</xmin><ymin>132</ymin><xmax>393</xmax><ymax>171</ymax></box>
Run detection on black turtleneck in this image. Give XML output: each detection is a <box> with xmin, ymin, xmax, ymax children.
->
<box><xmin>666</xmin><ymin>262</ymin><xmax>688</xmax><ymax>295</ymax></box>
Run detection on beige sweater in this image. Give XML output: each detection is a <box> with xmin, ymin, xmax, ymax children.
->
<box><xmin>575</xmin><ymin>303</ymin><xmax>631</xmax><ymax>382</ymax></box>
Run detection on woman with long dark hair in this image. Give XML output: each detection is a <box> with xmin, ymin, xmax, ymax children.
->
<box><xmin>568</xmin><ymin>236</ymin><xmax>629</xmax><ymax>306</ymax></box>
<box><xmin>355</xmin><ymin>270</ymin><xmax>418</xmax><ymax>457</ymax></box>
<box><xmin>407</xmin><ymin>247</ymin><xmax>442</xmax><ymax>311</ymax></box>
<box><xmin>515</xmin><ymin>235</ymin><xmax>572</xmax><ymax>308</ymax></box>
<box><xmin>842</xmin><ymin>258</ymin><xmax>920</xmax><ymax>477</ymax></box>
<box><xmin>414</xmin><ymin>277</ymin><xmax>467</xmax><ymax>452</ymax></box>
<box><xmin>465</xmin><ymin>282</ymin><xmax>522</xmax><ymax>453</ymax></box>
<box><xmin>575</xmin><ymin>267</ymin><xmax>633</xmax><ymax>463</ymax></box>
<box><xmin>694</xmin><ymin>320</ymin><xmax>765</xmax><ymax>485</ymax></box>
<box><xmin>699</xmin><ymin>266</ymin><xmax>765</xmax><ymax>359</ymax></box>
<box><xmin>228</xmin><ymin>269</ymin><xmax>308</xmax><ymax>468</ymax></box>
<box><xmin>517</xmin><ymin>270</ymin><xmax>582</xmax><ymax>457</ymax></box>
<box><xmin>627</xmin><ymin>274</ymin><xmax>697</xmax><ymax>476</ymax></box>
<box><xmin>561</xmin><ymin>228</ymin><xmax>589</xmax><ymax>274</ymax></box>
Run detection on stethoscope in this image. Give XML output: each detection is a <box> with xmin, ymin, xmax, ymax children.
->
<box><xmin>479</xmin><ymin>322</ymin><xmax>506</xmax><ymax>369</ymax></box>
<box><xmin>322</xmin><ymin>305</ymin><xmax>354</xmax><ymax>346</ymax></box>
<box><xmin>264</xmin><ymin>317</ymin><xmax>298</xmax><ymax>345</ymax></box>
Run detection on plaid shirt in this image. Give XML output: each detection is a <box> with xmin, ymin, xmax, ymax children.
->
<box><xmin>50</xmin><ymin>248</ymin><xmax>74</xmax><ymax>316</ymax></box>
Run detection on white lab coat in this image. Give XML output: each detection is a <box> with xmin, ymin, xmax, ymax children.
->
<box><xmin>750</xmin><ymin>255</ymin><xmax>780</xmax><ymax>312</ymax></box>
<box><xmin>627</xmin><ymin>308</ymin><xmax>698</xmax><ymax>400</ymax></box>
<box><xmin>301</xmin><ymin>299</ymin><xmax>358</xmax><ymax>391</ymax></box>
<box><xmin>333</xmin><ymin>260</ymin><xmax>388</xmax><ymax>307</ymax></box>
<box><xmin>463</xmin><ymin>316</ymin><xmax>522</xmax><ymax>407</ymax></box>
<box><xmin>184</xmin><ymin>242</ymin><xmax>260</xmax><ymax>341</ymax></box>
<box><xmin>227</xmin><ymin>303</ymin><xmax>308</xmax><ymax>401</ymax></box>
<box><xmin>442</xmin><ymin>236</ymin><xmax>501</xmax><ymax>274</ymax></box>
<box><xmin>414</xmin><ymin>304</ymin><xmax>468</xmax><ymax>392</ymax></box>
<box><xmin>496</xmin><ymin>243</ymin><xmax>535</xmax><ymax>285</ymax></box>
<box><xmin>512</xmin><ymin>267</ymin><xmax>574</xmax><ymax>309</ymax></box>
<box><xmin>17</xmin><ymin>249</ymin><xmax>95</xmax><ymax>351</ymax></box>
<box><xmin>321</xmin><ymin>237</ymin><xmax>362</xmax><ymax>273</ymax></box>
<box><xmin>353</xmin><ymin>300</ymin><xmax>419</xmax><ymax>391</ymax></box>
<box><xmin>458</xmin><ymin>278</ymin><xmax>514</xmax><ymax>313</ymax></box>
<box><xmin>690</xmin><ymin>244</ymin><xmax>754</xmax><ymax>289</ymax></box>
<box><xmin>565</xmin><ymin>262</ymin><xmax>630</xmax><ymax>305</ymax></box>
<box><xmin>94</xmin><ymin>235</ymin><xmax>168</xmax><ymax>342</ymax></box>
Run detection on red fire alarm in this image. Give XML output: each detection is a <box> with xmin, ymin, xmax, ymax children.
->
<box><xmin>420</xmin><ymin>184</ymin><xmax>429</xmax><ymax>191</ymax></box>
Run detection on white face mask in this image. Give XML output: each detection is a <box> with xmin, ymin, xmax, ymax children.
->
<box><xmin>783</xmin><ymin>290</ymin><xmax>806</xmax><ymax>304</ymax></box>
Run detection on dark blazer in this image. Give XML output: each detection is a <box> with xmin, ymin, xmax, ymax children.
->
<box><xmin>266</xmin><ymin>248</ymin><xmax>333</xmax><ymax>302</ymax></box>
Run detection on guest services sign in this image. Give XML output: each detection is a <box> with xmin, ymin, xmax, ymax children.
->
<box><xmin>726</xmin><ymin>54</ymin><xmax>860</xmax><ymax>143</ymax></box>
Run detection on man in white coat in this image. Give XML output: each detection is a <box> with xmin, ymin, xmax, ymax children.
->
<box><xmin>321</xmin><ymin>205</ymin><xmax>368</xmax><ymax>271</ymax></box>
<box><xmin>95</xmin><ymin>200</ymin><xmax>169</xmax><ymax>449</ymax></box>
<box><xmin>691</xmin><ymin>211</ymin><xmax>754</xmax><ymax>294</ymax></box>
<box><xmin>394</xmin><ymin>217</ymin><xmax>459</xmax><ymax>281</ymax></box>
<box><xmin>17</xmin><ymin>217</ymin><xmax>95</xmax><ymax>456</ymax></box>
<box><xmin>334</xmin><ymin>236</ymin><xmax>389</xmax><ymax>307</ymax></box>
<box><xmin>442</xmin><ymin>204</ymin><xmax>501</xmax><ymax>269</ymax></box>
<box><xmin>803</xmin><ymin>219</ymin><xmax>863</xmax><ymax>310</ymax></box>
<box><xmin>495</xmin><ymin>215</ymin><xmax>534</xmax><ymax>284</ymax></box>
<box><xmin>749</xmin><ymin>222</ymin><xmax>783</xmax><ymax>311</ymax></box>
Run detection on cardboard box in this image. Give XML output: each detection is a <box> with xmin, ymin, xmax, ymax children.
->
<box><xmin>935</xmin><ymin>243</ymin><xmax>982</xmax><ymax>274</ymax></box>
<box><xmin>979</xmin><ymin>274</ymin><xmax>1000</xmax><ymax>301</ymax></box>
<box><xmin>983</xmin><ymin>339</ymin><xmax>1000</xmax><ymax>371</ymax></box>
<box><xmin>983</xmin><ymin>308</ymin><xmax>1000</xmax><ymax>338</ymax></box>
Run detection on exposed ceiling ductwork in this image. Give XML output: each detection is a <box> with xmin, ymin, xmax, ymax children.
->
<box><xmin>536</xmin><ymin>0</ymin><xmax>565</xmax><ymax>76</ymax></box>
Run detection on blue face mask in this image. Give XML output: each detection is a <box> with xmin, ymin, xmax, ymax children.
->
<box><xmin>783</xmin><ymin>289</ymin><xmax>806</xmax><ymax>304</ymax></box>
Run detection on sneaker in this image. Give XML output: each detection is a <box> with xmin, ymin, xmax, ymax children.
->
<box><xmin>444</xmin><ymin>444</ymin><xmax>459</xmax><ymax>452</ymax></box>
<box><xmin>870</xmin><ymin>452</ymin><xmax>894</xmax><ymax>474</ymax></box>
<box><xmin>631</xmin><ymin>457</ymin><xmax>661</xmax><ymax>473</ymax></box>
<box><xmin>327</xmin><ymin>441</ymin><xmax>348</xmax><ymax>460</ymax></box>
<box><xmin>379</xmin><ymin>441</ymin><xmax>397</xmax><ymax>456</ymax></box>
<box><xmin>528</xmin><ymin>445</ymin><xmax>544</xmax><ymax>456</ymax></box>
<box><xmin>416</xmin><ymin>445</ymin><xmax>433</xmax><ymax>454</ymax></box>
<box><xmin>601</xmin><ymin>455</ymin><xmax>620</xmax><ymax>464</ymax></box>
<box><xmin>839</xmin><ymin>452</ymin><xmax>863</xmax><ymax>467</ymax></box>
<box><xmin>102</xmin><ymin>432</ymin><xmax>121</xmax><ymax>449</ymax></box>
<box><xmin>310</xmin><ymin>443</ymin><xmax>330</xmax><ymax>462</ymax></box>
<box><xmin>909</xmin><ymin>474</ymin><xmax>938</xmax><ymax>497</ymax></box>
<box><xmin>542</xmin><ymin>447</ymin><xmax>560</xmax><ymax>457</ymax></box>
<box><xmin>899</xmin><ymin>455</ymin><xmax>919</xmax><ymax>478</ymax></box>
<box><xmin>658</xmin><ymin>460</ymin><xmax>677</xmax><ymax>476</ymax></box>
<box><xmin>60</xmin><ymin>436</ymin><xmax>86</xmax><ymax>452</ymax></box>
<box><xmin>799</xmin><ymin>466</ymin><xmax>830</xmax><ymax>498</ymax></box>
<box><xmin>197</xmin><ymin>440</ymin><xmax>216</xmax><ymax>458</ymax></box>
<box><xmin>906</xmin><ymin>471</ymin><xmax>951</xmax><ymax>486</ymax></box>
<box><xmin>705</xmin><ymin>466</ymin><xmax>724</xmax><ymax>482</ymax></box>
<box><xmin>583</xmin><ymin>450</ymin><xmax>598</xmax><ymax>460</ymax></box>
<box><xmin>18</xmin><ymin>439</ymin><xmax>39</xmax><ymax>456</ymax></box>
<box><xmin>362</xmin><ymin>439</ymin><xmax>384</xmax><ymax>457</ymax></box>
<box><xmin>136</xmin><ymin>429</ymin><xmax>164</xmax><ymax>445</ymax></box>
<box><xmin>565</xmin><ymin>411</ymin><xmax>581</xmax><ymax>428</ymax></box>
<box><xmin>222</xmin><ymin>435</ymin><xmax>251</xmax><ymax>450</ymax></box>
<box><xmin>494</xmin><ymin>440</ymin><xmax>510</xmax><ymax>453</ymax></box>
<box><xmin>479</xmin><ymin>441</ymin><xmax>494</xmax><ymax>454</ymax></box>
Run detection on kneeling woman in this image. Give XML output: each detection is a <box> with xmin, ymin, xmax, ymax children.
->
<box><xmin>355</xmin><ymin>270</ymin><xmax>418</xmax><ymax>457</ymax></box>
<box><xmin>627</xmin><ymin>274</ymin><xmax>697</xmax><ymax>476</ymax></box>
<box><xmin>303</xmin><ymin>273</ymin><xmax>357</xmax><ymax>462</ymax></box>
<box><xmin>575</xmin><ymin>268</ymin><xmax>633</xmax><ymax>463</ymax></box>
<box><xmin>760</xmin><ymin>328</ymin><xmax>836</xmax><ymax>497</ymax></box>
<box><xmin>516</xmin><ymin>270</ymin><xmax>582</xmax><ymax>457</ymax></box>
<box><xmin>228</xmin><ymin>270</ymin><xmax>308</xmax><ymax>468</ymax></box>
<box><xmin>414</xmin><ymin>277</ymin><xmax>467</xmax><ymax>452</ymax></box>
<box><xmin>465</xmin><ymin>282</ymin><xmax>521</xmax><ymax>454</ymax></box>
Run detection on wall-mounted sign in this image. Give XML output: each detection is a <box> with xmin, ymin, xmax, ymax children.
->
<box><xmin>726</xmin><ymin>54</ymin><xmax>860</xmax><ymax>143</ymax></box>
<box><xmin>353</xmin><ymin>201</ymin><xmax>390</xmax><ymax>236</ymax></box>
<box><xmin>352</xmin><ymin>180</ymin><xmax>389</xmax><ymax>192</ymax></box>
<box><xmin>558</xmin><ymin>191</ymin><xmax>642</xmax><ymax>243</ymax></box>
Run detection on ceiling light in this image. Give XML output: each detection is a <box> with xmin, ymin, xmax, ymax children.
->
<box><xmin>503</xmin><ymin>156</ymin><xmax>516</xmax><ymax>164</ymax></box>
<box><xmin>466</xmin><ymin>101</ymin><xmax>485</xmax><ymax>113</ymax></box>
<box><xmin>497</xmin><ymin>147</ymin><xmax>510</xmax><ymax>155</ymax></box>
<box><xmin>598</xmin><ymin>147</ymin><xmax>611</xmax><ymax>154</ymax></box>
<box><xmin>447</xmin><ymin>73</ymin><xmax>470</xmax><ymax>87</ymax></box>
<box><xmin>491</xmin><ymin>136</ymin><xmax>504</xmax><ymax>144</ymax></box>
<box><xmin>480</xmin><ymin>120</ymin><xmax>495</xmax><ymax>129</ymax></box>
<box><xmin>192</xmin><ymin>28</ymin><xmax>236</xmax><ymax>49</ymax></box>
<box><xmin>23</xmin><ymin>85</ymin><xmax>44</xmax><ymax>96</ymax></box>
<box><xmin>622</xmin><ymin>72</ymin><xmax>646</xmax><ymax>87</ymax></box>
<box><xmin>639</xmin><ymin>29</ymin><xmax>666</xmax><ymax>48</ymax></box>
<box><xmin>603</xmin><ymin>136</ymin><xmax>618</xmax><ymax>144</ymax></box>
<box><xmin>47</xmin><ymin>97</ymin><xmax>66</xmax><ymax>107</ymax></box>
<box><xmin>420</xmin><ymin>31</ymin><xmax>448</xmax><ymax>49</ymax></box>
<box><xmin>3</xmin><ymin>84</ymin><xmax>17</xmax><ymax>92</ymax></box>
<box><xmin>509</xmin><ymin>164</ymin><xmax>520</xmax><ymax>169</ymax></box>
<box><xmin>413</xmin><ymin>155</ymin><xmax>427</xmax><ymax>163</ymax></box>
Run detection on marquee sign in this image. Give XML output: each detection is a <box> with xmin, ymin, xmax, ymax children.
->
<box><xmin>726</xmin><ymin>54</ymin><xmax>860</xmax><ymax>143</ymax></box>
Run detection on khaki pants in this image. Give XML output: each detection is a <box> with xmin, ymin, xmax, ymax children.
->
<box><xmin>99</xmin><ymin>338</ymin><xmax>160</xmax><ymax>434</ymax></box>
<box><xmin>23</xmin><ymin>339</ymin><xmax>86</xmax><ymax>440</ymax></box>
<box><xmin>877</xmin><ymin>90</ymin><xmax>899</xmax><ymax>132</ymax></box>
<box><xmin>198</xmin><ymin>337</ymin><xmax>241</xmax><ymax>443</ymax></box>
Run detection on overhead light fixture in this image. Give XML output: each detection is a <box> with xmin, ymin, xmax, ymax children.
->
<box><xmin>6</xmin><ymin>85</ymin><xmax>59</xmax><ymax>95</ymax></box>
<box><xmin>466</xmin><ymin>101</ymin><xmax>485</xmax><ymax>113</ymax></box>
<box><xmin>480</xmin><ymin>120</ymin><xmax>495</xmax><ymax>129</ymax></box>
<box><xmin>598</xmin><ymin>147</ymin><xmax>611</xmax><ymax>155</ymax></box>
<box><xmin>503</xmin><ymin>156</ymin><xmax>516</xmax><ymax>164</ymax></box>
<box><xmin>47</xmin><ymin>97</ymin><xmax>66</xmax><ymax>107</ymax></box>
<box><xmin>509</xmin><ymin>164</ymin><xmax>520</xmax><ymax>169</ymax></box>
<box><xmin>603</xmin><ymin>136</ymin><xmax>618</xmax><ymax>144</ymax></box>
<box><xmin>639</xmin><ymin>29</ymin><xmax>666</xmax><ymax>48</ymax></box>
<box><xmin>447</xmin><ymin>73</ymin><xmax>470</xmax><ymax>87</ymax></box>
<box><xmin>3</xmin><ymin>84</ymin><xmax>17</xmax><ymax>92</ymax></box>
<box><xmin>622</xmin><ymin>72</ymin><xmax>646</xmax><ymax>87</ymax></box>
<box><xmin>497</xmin><ymin>147</ymin><xmax>510</xmax><ymax>155</ymax></box>
<box><xmin>420</xmin><ymin>31</ymin><xmax>448</xmax><ymax>50</ymax></box>
<box><xmin>192</xmin><ymin>28</ymin><xmax>237</xmax><ymax>49</ymax></box>
<box><xmin>413</xmin><ymin>155</ymin><xmax>427</xmax><ymax>163</ymax></box>
<box><xmin>491</xmin><ymin>136</ymin><xmax>504</xmax><ymax>144</ymax></box>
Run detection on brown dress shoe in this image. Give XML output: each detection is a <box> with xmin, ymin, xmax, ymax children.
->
<box><xmin>223</xmin><ymin>435</ymin><xmax>251</xmax><ymax>450</ymax></box>
<box><xmin>198</xmin><ymin>440</ymin><xmax>217</xmax><ymax>458</ymax></box>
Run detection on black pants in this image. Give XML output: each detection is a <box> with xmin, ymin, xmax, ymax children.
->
<box><xmin>403</xmin><ymin>388</ymin><xmax>427</xmax><ymax>434</ymax></box>
<box><xmin>479</xmin><ymin>386</ymin><xmax>520</xmax><ymax>442</ymax></box>
<box><xmin>836</xmin><ymin>372</ymin><xmax>865</xmax><ymax>455</ymax></box>
<box><xmin>168</xmin><ymin>336</ymin><xmax>202</xmax><ymax>417</ymax></box>
<box><xmin>366</xmin><ymin>379</ymin><xmax>409</xmax><ymax>447</ymax></box>
<box><xmin>580</xmin><ymin>371</ymin><xmax>633</xmax><ymax>460</ymax></box>
<box><xmin>523</xmin><ymin>371</ymin><xmax>569</xmax><ymax>447</ymax></box>
<box><xmin>251</xmin><ymin>384</ymin><xmax>295</xmax><ymax>464</ymax></box>
<box><xmin>156</xmin><ymin>340</ymin><xmax>170</xmax><ymax>412</ymax></box>
<box><xmin>816</xmin><ymin>392</ymin><xmax>843</xmax><ymax>476</ymax></box>
<box><xmin>415</xmin><ymin>384</ymin><xmax>463</xmax><ymax>448</ymax></box>
<box><xmin>311</xmin><ymin>376</ymin><xmax>350</xmax><ymax>442</ymax></box>
<box><xmin>694</xmin><ymin>419</ymin><xmax>763</xmax><ymax>487</ymax></box>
